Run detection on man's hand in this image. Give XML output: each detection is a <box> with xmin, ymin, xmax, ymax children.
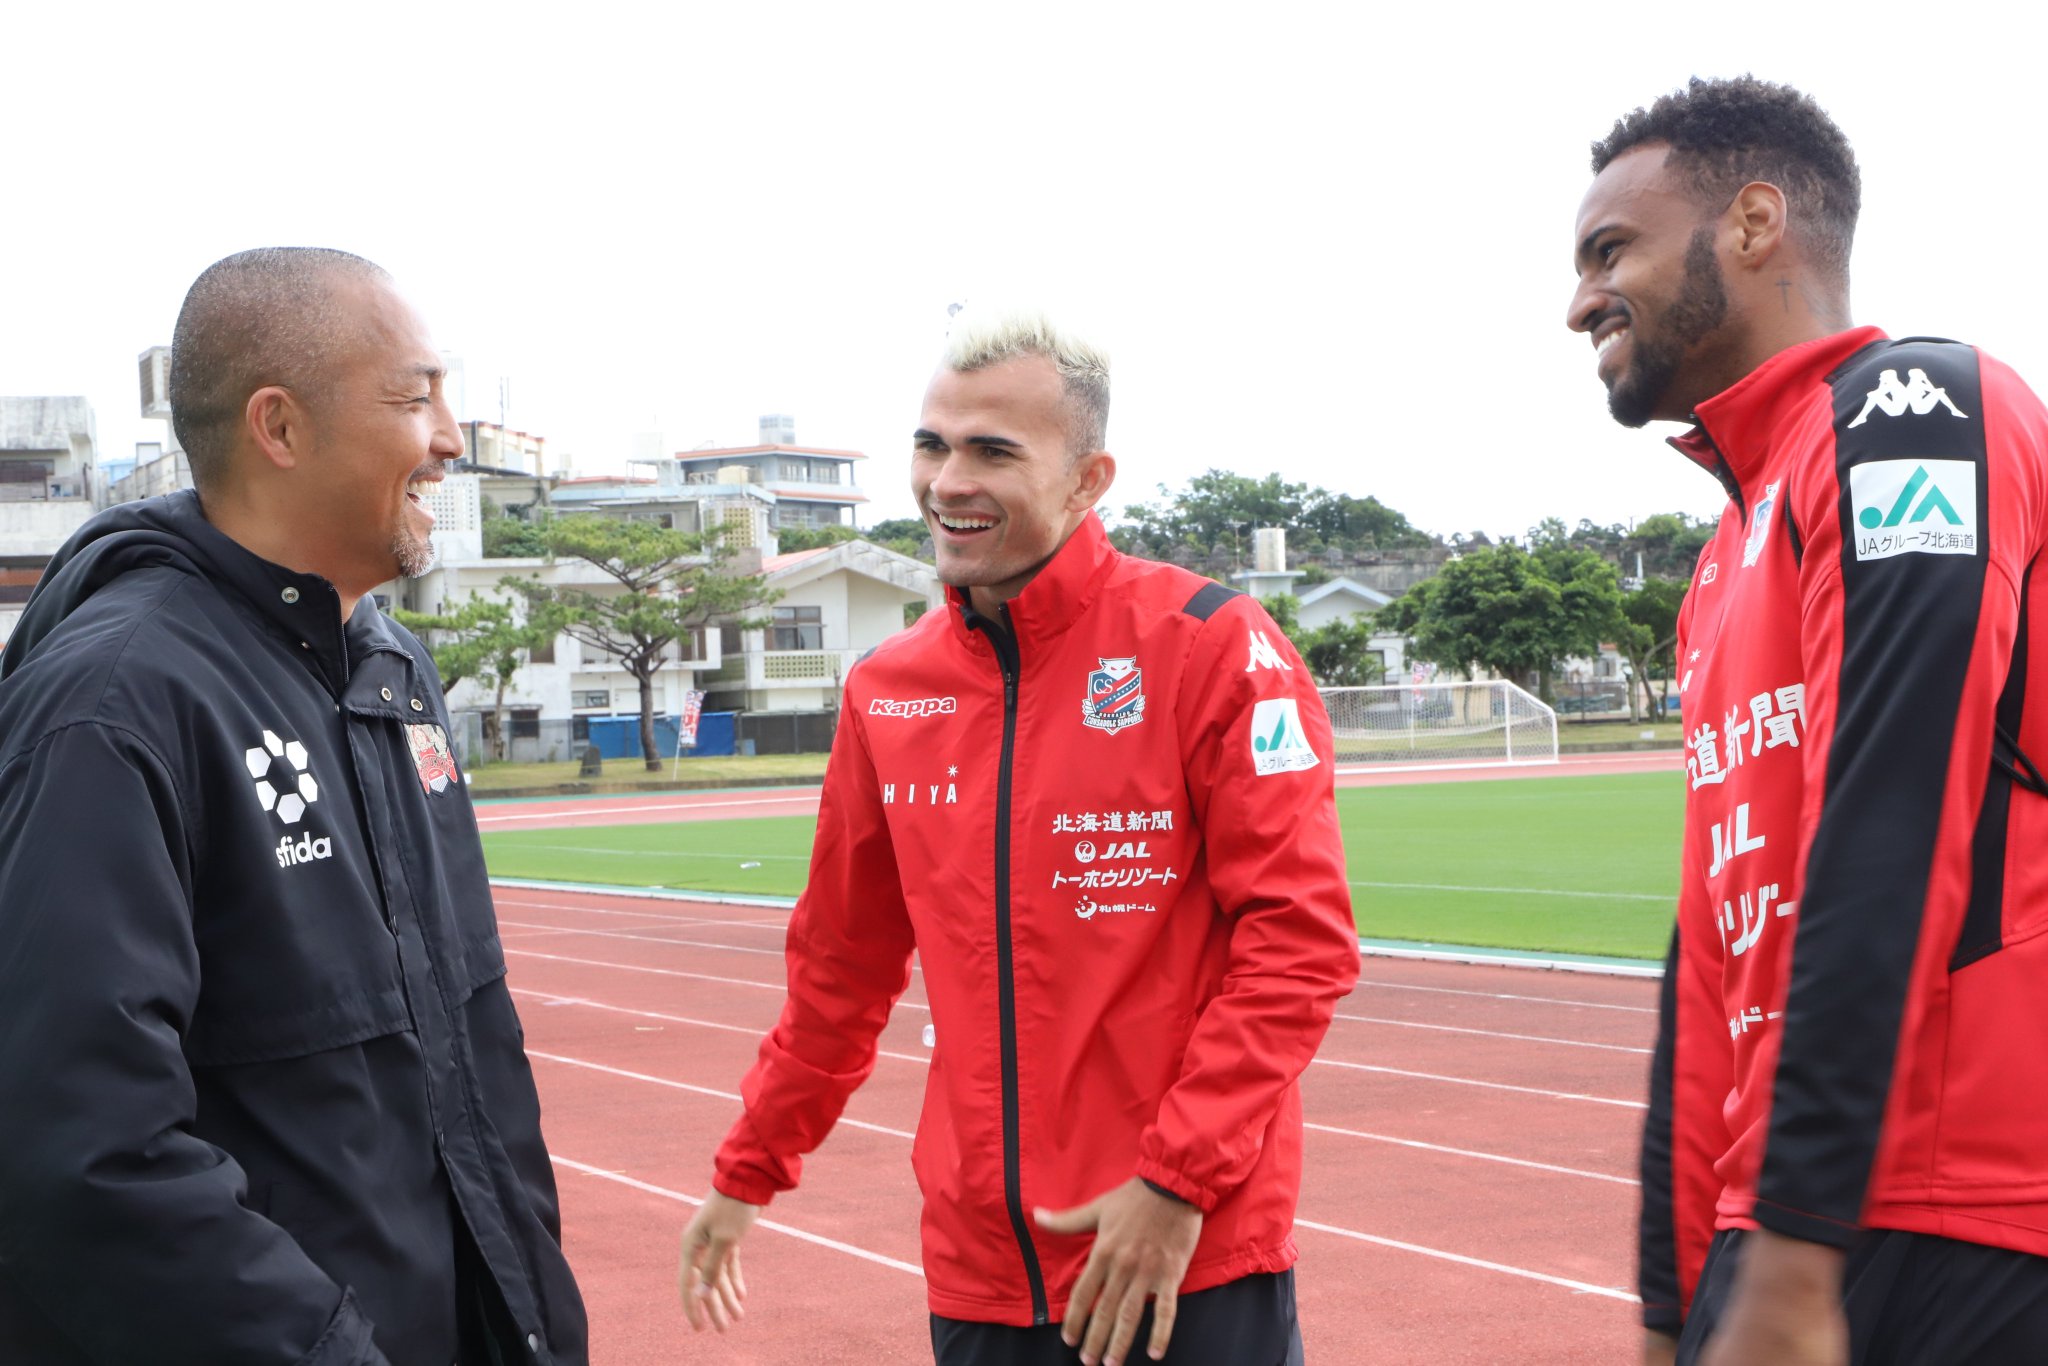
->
<box><xmin>1697</xmin><ymin>1229</ymin><xmax>1848</xmax><ymax>1366</ymax></box>
<box><xmin>1643</xmin><ymin>1327</ymin><xmax>1678</xmax><ymax>1366</ymax></box>
<box><xmin>678</xmin><ymin>1189</ymin><xmax>761</xmax><ymax>1333</ymax></box>
<box><xmin>1035</xmin><ymin>1177</ymin><xmax>1203</xmax><ymax>1366</ymax></box>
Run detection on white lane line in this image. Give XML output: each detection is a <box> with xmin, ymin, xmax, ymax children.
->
<box><xmin>1292</xmin><ymin>1219</ymin><xmax>1638</xmax><ymax>1301</ymax></box>
<box><xmin>478</xmin><ymin>793</ymin><xmax>820</xmax><ymax>826</ymax></box>
<box><xmin>1303</xmin><ymin>1123</ymin><xmax>1637</xmax><ymax>1186</ymax></box>
<box><xmin>499</xmin><ymin>920</ymin><xmax>788</xmax><ymax>960</ymax></box>
<box><xmin>503</xmin><ymin>845</ymin><xmax>812</xmax><ymax>861</ymax></box>
<box><xmin>496</xmin><ymin>897</ymin><xmax>789</xmax><ymax>928</ymax></box>
<box><xmin>513</xmin><ymin>990</ymin><xmax>935</xmax><ymax>1067</ymax></box>
<box><xmin>1352</xmin><ymin>879</ymin><xmax>1669</xmax><ymax>902</ymax></box>
<box><xmin>549</xmin><ymin>1156</ymin><xmax>924</xmax><ymax>1277</ymax></box>
<box><xmin>1309</xmin><ymin>1058</ymin><xmax>1646</xmax><ymax>1109</ymax></box>
<box><xmin>528</xmin><ymin>1050</ymin><xmax>917</xmax><ymax>1141</ymax></box>
<box><xmin>506</xmin><ymin>948</ymin><xmax>935</xmax><ymax>1011</ymax></box>
<box><xmin>1352</xmin><ymin>978</ymin><xmax>1657</xmax><ymax>1015</ymax></box>
<box><xmin>1330</xmin><ymin>1013</ymin><xmax>1650</xmax><ymax>1055</ymax></box>
<box><xmin>543</xmin><ymin>1072</ymin><xmax>1632</xmax><ymax>1299</ymax></box>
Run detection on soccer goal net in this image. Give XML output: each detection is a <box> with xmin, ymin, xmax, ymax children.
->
<box><xmin>1318</xmin><ymin>679</ymin><xmax>1559</xmax><ymax>770</ymax></box>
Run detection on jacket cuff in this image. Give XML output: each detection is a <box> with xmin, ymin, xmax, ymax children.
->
<box><xmin>297</xmin><ymin>1288</ymin><xmax>391</xmax><ymax>1366</ymax></box>
<box><xmin>1640</xmin><ymin>1303</ymin><xmax>1682</xmax><ymax>1335</ymax></box>
<box><xmin>710</xmin><ymin>1169</ymin><xmax>778</xmax><ymax>1209</ymax></box>
<box><xmin>1132</xmin><ymin>1158</ymin><xmax>1216</xmax><ymax>1214</ymax></box>
<box><xmin>1749</xmin><ymin>1197</ymin><xmax>1860</xmax><ymax>1250</ymax></box>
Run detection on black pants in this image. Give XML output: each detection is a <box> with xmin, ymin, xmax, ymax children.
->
<box><xmin>1677</xmin><ymin>1228</ymin><xmax>2048</xmax><ymax>1365</ymax></box>
<box><xmin>931</xmin><ymin>1270</ymin><xmax>1303</xmax><ymax>1366</ymax></box>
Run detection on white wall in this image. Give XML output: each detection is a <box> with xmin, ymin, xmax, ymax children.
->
<box><xmin>0</xmin><ymin>501</ymin><xmax>92</xmax><ymax>556</ymax></box>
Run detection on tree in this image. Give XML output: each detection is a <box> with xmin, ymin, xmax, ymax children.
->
<box><xmin>1294</xmin><ymin>614</ymin><xmax>1385</xmax><ymax>687</ymax></box>
<box><xmin>1624</xmin><ymin>512</ymin><xmax>1716</xmax><ymax>579</ymax></box>
<box><xmin>391</xmin><ymin>596</ymin><xmax>555</xmax><ymax>761</ymax></box>
<box><xmin>480</xmin><ymin>498</ymin><xmax>552</xmax><ymax>558</ymax></box>
<box><xmin>1375</xmin><ymin>542</ymin><xmax>1622</xmax><ymax>700</ymax></box>
<box><xmin>505</xmin><ymin>515</ymin><xmax>776</xmax><ymax>771</ymax></box>
<box><xmin>1112</xmin><ymin>468</ymin><xmax>1441</xmax><ymax>560</ymax></box>
<box><xmin>1617</xmin><ymin>577</ymin><xmax>1691</xmax><ymax>721</ymax></box>
<box><xmin>773</xmin><ymin>522</ymin><xmax>862</xmax><ymax>553</ymax></box>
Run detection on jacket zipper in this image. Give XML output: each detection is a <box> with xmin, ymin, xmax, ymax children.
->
<box><xmin>976</xmin><ymin>604</ymin><xmax>1050</xmax><ymax>1324</ymax></box>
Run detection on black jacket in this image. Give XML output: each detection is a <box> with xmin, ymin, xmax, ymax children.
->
<box><xmin>0</xmin><ymin>491</ymin><xmax>586</xmax><ymax>1364</ymax></box>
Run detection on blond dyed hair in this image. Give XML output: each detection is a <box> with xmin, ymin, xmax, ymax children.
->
<box><xmin>941</xmin><ymin>308</ymin><xmax>1111</xmax><ymax>454</ymax></box>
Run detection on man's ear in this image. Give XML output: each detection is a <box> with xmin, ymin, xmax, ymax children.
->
<box><xmin>244</xmin><ymin>385</ymin><xmax>309</xmax><ymax>472</ymax></box>
<box><xmin>1728</xmin><ymin>180</ymin><xmax>1789</xmax><ymax>271</ymax></box>
<box><xmin>1070</xmin><ymin>449</ymin><xmax>1117</xmax><ymax>512</ymax></box>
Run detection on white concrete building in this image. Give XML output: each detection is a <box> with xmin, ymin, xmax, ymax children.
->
<box><xmin>0</xmin><ymin>397</ymin><xmax>101</xmax><ymax>558</ymax></box>
<box><xmin>386</xmin><ymin>472</ymin><xmax>938</xmax><ymax>758</ymax></box>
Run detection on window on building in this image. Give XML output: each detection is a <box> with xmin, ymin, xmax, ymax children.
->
<box><xmin>571</xmin><ymin>716</ymin><xmax>590</xmax><ymax>742</ymax></box>
<box><xmin>529</xmin><ymin>635</ymin><xmax>555</xmax><ymax>664</ymax></box>
<box><xmin>510</xmin><ymin>711</ymin><xmax>542</xmax><ymax>740</ymax></box>
<box><xmin>674</xmin><ymin>627</ymin><xmax>709</xmax><ymax>662</ymax></box>
<box><xmin>572</xmin><ymin>690</ymin><xmax>610</xmax><ymax>709</ymax></box>
<box><xmin>772</xmin><ymin>605</ymin><xmax>823</xmax><ymax>651</ymax></box>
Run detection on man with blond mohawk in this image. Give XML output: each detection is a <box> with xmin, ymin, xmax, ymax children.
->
<box><xmin>677</xmin><ymin>310</ymin><xmax>1359</xmax><ymax>1365</ymax></box>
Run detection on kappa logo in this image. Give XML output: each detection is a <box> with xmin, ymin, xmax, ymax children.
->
<box><xmin>1245</xmin><ymin>630</ymin><xmax>1293</xmax><ymax>673</ymax></box>
<box><xmin>1848</xmin><ymin>460</ymin><xmax>1979</xmax><ymax>562</ymax></box>
<box><xmin>870</xmin><ymin>696</ymin><xmax>957</xmax><ymax>719</ymax></box>
<box><xmin>1248</xmin><ymin>698</ymin><xmax>1319</xmax><ymax>776</ymax></box>
<box><xmin>245</xmin><ymin>729</ymin><xmax>320</xmax><ymax>825</ymax></box>
<box><xmin>1847</xmin><ymin>368</ymin><xmax>1968</xmax><ymax>428</ymax></box>
<box><xmin>1081</xmin><ymin>657</ymin><xmax>1146</xmax><ymax>735</ymax></box>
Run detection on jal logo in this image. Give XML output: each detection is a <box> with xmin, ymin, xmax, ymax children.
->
<box><xmin>1075</xmin><ymin>840</ymin><xmax>1097</xmax><ymax>863</ymax></box>
<box><xmin>1249</xmin><ymin>698</ymin><xmax>1319</xmax><ymax>776</ymax></box>
<box><xmin>1848</xmin><ymin>460</ymin><xmax>1978</xmax><ymax>562</ymax></box>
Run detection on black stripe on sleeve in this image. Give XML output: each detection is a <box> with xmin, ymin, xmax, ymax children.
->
<box><xmin>1181</xmin><ymin>583</ymin><xmax>1243</xmax><ymax>621</ymax></box>
<box><xmin>1756</xmin><ymin>341</ymin><xmax>1990</xmax><ymax>1244</ymax></box>
<box><xmin>1638</xmin><ymin>923</ymin><xmax>1683</xmax><ymax>1331</ymax></box>
<box><xmin>1954</xmin><ymin>560</ymin><xmax>2034</xmax><ymax>969</ymax></box>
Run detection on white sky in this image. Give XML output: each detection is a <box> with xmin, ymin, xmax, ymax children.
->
<box><xmin>10</xmin><ymin>2</ymin><xmax>2045</xmax><ymax>542</ymax></box>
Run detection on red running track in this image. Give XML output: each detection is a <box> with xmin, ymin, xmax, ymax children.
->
<box><xmin>499</xmin><ymin>884</ymin><xmax>1658</xmax><ymax>1364</ymax></box>
<box><xmin>474</xmin><ymin>751</ymin><xmax>1683</xmax><ymax>831</ymax></box>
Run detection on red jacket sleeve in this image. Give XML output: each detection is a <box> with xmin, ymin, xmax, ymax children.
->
<box><xmin>1135</xmin><ymin>598</ymin><xmax>1360</xmax><ymax>1210</ymax></box>
<box><xmin>712</xmin><ymin>690</ymin><xmax>918</xmax><ymax>1206</ymax></box>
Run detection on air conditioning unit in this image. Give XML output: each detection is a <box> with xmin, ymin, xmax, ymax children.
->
<box><xmin>139</xmin><ymin>346</ymin><xmax>172</xmax><ymax>418</ymax></box>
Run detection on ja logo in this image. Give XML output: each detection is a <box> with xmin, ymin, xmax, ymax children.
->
<box><xmin>1848</xmin><ymin>459</ymin><xmax>1978</xmax><ymax>562</ymax></box>
<box><xmin>1248</xmin><ymin>698</ymin><xmax>1319</xmax><ymax>776</ymax></box>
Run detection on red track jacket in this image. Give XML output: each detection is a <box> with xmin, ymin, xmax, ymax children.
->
<box><xmin>712</xmin><ymin>512</ymin><xmax>1359</xmax><ymax>1325</ymax></box>
<box><xmin>1639</xmin><ymin>328</ymin><xmax>2048</xmax><ymax>1332</ymax></box>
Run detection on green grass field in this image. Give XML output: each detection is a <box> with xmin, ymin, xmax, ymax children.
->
<box><xmin>479</xmin><ymin>771</ymin><xmax>1684</xmax><ymax>960</ymax></box>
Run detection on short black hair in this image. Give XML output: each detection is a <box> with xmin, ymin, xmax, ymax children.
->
<box><xmin>1592</xmin><ymin>76</ymin><xmax>1861</xmax><ymax>284</ymax></box>
<box><xmin>168</xmin><ymin>247</ymin><xmax>389</xmax><ymax>489</ymax></box>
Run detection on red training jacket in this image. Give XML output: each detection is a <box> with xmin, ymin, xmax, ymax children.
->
<box><xmin>712</xmin><ymin>512</ymin><xmax>1360</xmax><ymax>1325</ymax></box>
<box><xmin>1639</xmin><ymin>328</ymin><xmax>2048</xmax><ymax>1332</ymax></box>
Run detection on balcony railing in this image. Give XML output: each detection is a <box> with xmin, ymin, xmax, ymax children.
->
<box><xmin>704</xmin><ymin>649</ymin><xmax>856</xmax><ymax>690</ymax></box>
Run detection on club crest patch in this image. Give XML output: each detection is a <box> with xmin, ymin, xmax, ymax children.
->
<box><xmin>1081</xmin><ymin>656</ymin><xmax>1146</xmax><ymax>735</ymax></box>
<box><xmin>406</xmin><ymin>723</ymin><xmax>459</xmax><ymax>795</ymax></box>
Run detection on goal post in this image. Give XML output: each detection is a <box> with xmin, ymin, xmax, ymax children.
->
<box><xmin>1317</xmin><ymin>679</ymin><xmax>1559</xmax><ymax>772</ymax></box>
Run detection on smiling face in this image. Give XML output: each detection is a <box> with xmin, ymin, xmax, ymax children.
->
<box><xmin>911</xmin><ymin>354</ymin><xmax>1114</xmax><ymax>616</ymax></box>
<box><xmin>296</xmin><ymin>275</ymin><xmax>463</xmax><ymax>593</ymax></box>
<box><xmin>1567</xmin><ymin>144</ymin><xmax>1737</xmax><ymax>427</ymax></box>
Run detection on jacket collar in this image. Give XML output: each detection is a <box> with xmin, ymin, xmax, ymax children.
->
<box><xmin>1668</xmin><ymin>326</ymin><xmax>1888</xmax><ymax>505</ymax></box>
<box><xmin>946</xmin><ymin>510</ymin><xmax>1120</xmax><ymax>657</ymax></box>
